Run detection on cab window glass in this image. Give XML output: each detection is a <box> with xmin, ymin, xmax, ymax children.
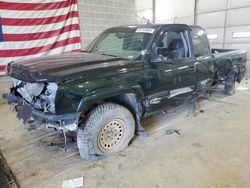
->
<box><xmin>191</xmin><ymin>29</ymin><xmax>210</xmax><ymax>57</ymax></box>
<box><xmin>93</xmin><ymin>32</ymin><xmax>152</xmax><ymax>60</ymax></box>
<box><xmin>157</xmin><ymin>31</ymin><xmax>189</xmax><ymax>59</ymax></box>
<box><xmin>96</xmin><ymin>33</ymin><xmax>123</xmax><ymax>52</ymax></box>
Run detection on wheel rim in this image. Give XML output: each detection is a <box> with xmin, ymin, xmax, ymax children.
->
<box><xmin>97</xmin><ymin>119</ymin><xmax>126</xmax><ymax>153</ymax></box>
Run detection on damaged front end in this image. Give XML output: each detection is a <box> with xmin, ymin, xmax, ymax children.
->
<box><xmin>3</xmin><ymin>79</ymin><xmax>81</xmax><ymax>133</ymax></box>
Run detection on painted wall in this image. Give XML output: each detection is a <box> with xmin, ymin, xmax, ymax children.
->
<box><xmin>78</xmin><ymin>0</ymin><xmax>137</xmax><ymax>48</ymax></box>
<box><xmin>155</xmin><ymin>0</ymin><xmax>195</xmax><ymax>25</ymax></box>
<box><xmin>196</xmin><ymin>0</ymin><xmax>250</xmax><ymax>75</ymax></box>
<box><xmin>135</xmin><ymin>0</ymin><xmax>153</xmax><ymax>23</ymax></box>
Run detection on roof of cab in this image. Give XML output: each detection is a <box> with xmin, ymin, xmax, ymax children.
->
<box><xmin>109</xmin><ymin>23</ymin><xmax>188</xmax><ymax>29</ymax></box>
<box><xmin>104</xmin><ymin>24</ymin><xmax>205</xmax><ymax>32</ymax></box>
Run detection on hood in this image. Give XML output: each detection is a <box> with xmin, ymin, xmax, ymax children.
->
<box><xmin>6</xmin><ymin>52</ymin><xmax>131</xmax><ymax>83</ymax></box>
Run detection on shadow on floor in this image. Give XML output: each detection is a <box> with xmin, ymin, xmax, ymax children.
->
<box><xmin>0</xmin><ymin>150</ymin><xmax>19</xmax><ymax>188</ymax></box>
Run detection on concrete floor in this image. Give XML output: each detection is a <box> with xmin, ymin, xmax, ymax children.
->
<box><xmin>0</xmin><ymin>78</ymin><xmax>250</xmax><ymax>188</ymax></box>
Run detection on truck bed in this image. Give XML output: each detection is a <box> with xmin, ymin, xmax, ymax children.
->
<box><xmin>212</xmin><ymin>48</ymin><xmax>247</xmax><ymax>83</ymax></box>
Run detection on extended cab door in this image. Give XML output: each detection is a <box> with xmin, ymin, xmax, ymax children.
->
<box><xmin>144</xmin><ymin>28</ymin><xmax>197</xmax><ymax>114</ymax></box>
<box><xmin>190</xmin><ymin>27</ymin><xmax>215</xmax><ymax>88</ymax></box>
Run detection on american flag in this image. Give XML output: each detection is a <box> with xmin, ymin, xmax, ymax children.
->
<box><xmin>0</xmin><ymin>0</ymin><xmax>82</xmax><ymax>75</ymax></box>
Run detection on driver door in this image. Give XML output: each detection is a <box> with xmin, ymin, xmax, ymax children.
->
<box><xmin>145</xmin><ymin>29</ymin><xmax>197</xmax><ymax>114</ymax></box>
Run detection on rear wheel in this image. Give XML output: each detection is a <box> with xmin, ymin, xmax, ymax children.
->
<box><xmin>77</xmin><ymin>103</ymin><xmax>135</xmax><ymax>160</ymax></box>
<box><xmin>225</xmin><ymin>69</ymin><xmax>236</xmax><ymax>95</ymax></box>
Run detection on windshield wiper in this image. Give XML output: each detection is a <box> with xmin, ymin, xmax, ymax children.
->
<box><xmin>100</xmin><ymin>53</ymin><xmax>119</xmax><ymax>58</ymax></box>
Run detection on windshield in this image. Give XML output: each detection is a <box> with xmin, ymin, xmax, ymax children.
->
<box><xmin>90</xmin><ymin>29</ymin><xmax>153</xmax><ymax>60</ymax></box>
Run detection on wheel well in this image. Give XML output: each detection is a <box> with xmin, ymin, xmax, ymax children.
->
<box><xmin>80</xmin><ymin>93</ymin><xmax>143</xmax><ymax>125</ymax></box>
<box><xmin>79</xmin><ymin>94</ymin><xmax>148</xmax><ymax>136</ymax></box>
<box><xmin>105</xmin><ymin>93</ymin><xmax>143</xmax><ymax>119</ymax></box>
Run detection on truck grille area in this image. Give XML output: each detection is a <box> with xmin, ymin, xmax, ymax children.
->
<box><xmin>12</xmin><ymin>79</ymin><xmax>58</xmax><ymax>114</ymax></box>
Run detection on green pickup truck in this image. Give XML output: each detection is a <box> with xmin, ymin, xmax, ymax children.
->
<box><xmin>3</xmin><ymin>24</ymin><xmax>247</xmax><ymax>160</ymax></box>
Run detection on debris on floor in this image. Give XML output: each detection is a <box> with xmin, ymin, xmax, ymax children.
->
<box><xmin>199</xmin><ymin>109</ymin><xmax>205</xmax><ymax>113</ymax></box>
<box><xmin>62</xmin><ymin>177</ymin><xmax>83</xmax><ymax>188</ymax></box>
<box><xmin>165</xmin><ymin>129</ymin><xmax>181</xmax><ymax>136</ymax></box>
<box><xmin>237</xmin><ymin>86</ymin><xmax>249</xmax><ymax>91</ymax></box>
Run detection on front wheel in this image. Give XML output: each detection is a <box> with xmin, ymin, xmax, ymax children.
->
<box><xmin>77</xmin><ymin>103</ymin><xmax>135</xmax><ymax>160</ymax></box>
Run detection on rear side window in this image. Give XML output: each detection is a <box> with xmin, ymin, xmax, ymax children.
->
<box><xmin>190</xmin><ymin>28</ymin><xmax>210</xmax><ymax>57</ymax></box>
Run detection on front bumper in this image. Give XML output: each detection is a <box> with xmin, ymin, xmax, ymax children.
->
<box><xmin>3</xmin><ymin>93</ymin><xmax>81</xmax><ymax>131</ymax></box>
<box><xmin>21</xmin><ymin>102</ymin><xmax>80</xmax><ymax>131</ymax></box>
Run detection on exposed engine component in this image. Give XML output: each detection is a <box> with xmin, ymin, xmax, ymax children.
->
<box><xmin>39</xmin><ymin>83</ymin><xmax>58</xmax><ymax>113</ymax></box>
<box><xmin>13</xmin><ymin>78</ymin><xmax>45</xmax><ymax>102</ymax></box>
<box><xmin>12</xmin><ymin>79</ymin><xmax>58</xmax><ymax>114</ymax></box>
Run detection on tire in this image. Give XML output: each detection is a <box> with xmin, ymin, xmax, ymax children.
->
<box><xmin>225</xmin><ymin>69</ymin><xmax>236</xmax><ymax>95</ymax></box>
<box><xmin>77</xmin><ymin>103</ymin><xmax>135</xmax><ymax>160</ymax></box>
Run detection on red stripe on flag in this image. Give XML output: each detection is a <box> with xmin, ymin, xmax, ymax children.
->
<box><xmin>0</xmin><ymin>0</ymin><xmax>77</xmax><ymax>11</ymax></box>
<box><xmin>1</xmin><ymin>11</ymin><xmax>78</xmax><ymax>26</ymax></box>
<box><xmin>66</xmin><ymin>49</ymin><xmax>81</xmax><ymax>53</ymax></box>
<box><xmin>0</xmin><ymin>65</ymin><xmax>6</xmax><ymax>72</ymax></box>
<box><xmin>0</xmin><ymin>37</ymin><xmax>81</xmax><ymax>57</ymax></box>
<box><xmin>3</xmin><ymin>24</ymin><xmax>80</xmax><ymax>41</ymax></box>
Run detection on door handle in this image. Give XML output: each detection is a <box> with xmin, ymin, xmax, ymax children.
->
<box><xmin>189</xmin><ymin>66</ymin><xmax>196</xmax><ymax>72</ymax></box>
